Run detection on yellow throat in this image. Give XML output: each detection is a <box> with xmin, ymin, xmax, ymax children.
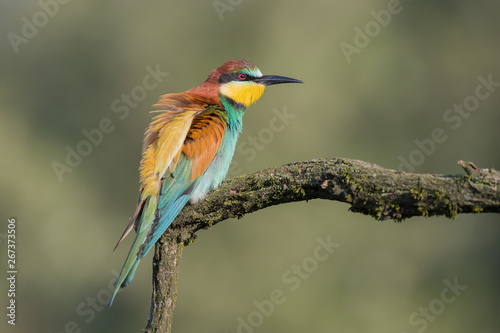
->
<box><xmin>219</xmin><ymin>81</ymin><xmax>265</xmax><ymax>108</ymax></box>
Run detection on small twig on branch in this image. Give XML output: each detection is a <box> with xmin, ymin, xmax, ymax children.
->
<box><xmin>144</xmin><ymin>157</ymin><xmax>500</xmax><ymax>333</ymax></box>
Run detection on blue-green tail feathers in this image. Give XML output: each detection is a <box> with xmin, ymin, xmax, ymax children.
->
<box><xmin>109</xmin><ymin>196</ymin><xmax>157</xmax><ymax>307</ymax></box>
<box><xmin>109</xmin><ymin>157</ymin><xmax>198</xmax><ymax>307</ymax></box>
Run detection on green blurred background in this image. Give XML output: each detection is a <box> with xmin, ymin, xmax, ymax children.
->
<box><xmin>1</xmin><ymin>1</ymin><xmax>499</xmax><ymax>332</ymax></box>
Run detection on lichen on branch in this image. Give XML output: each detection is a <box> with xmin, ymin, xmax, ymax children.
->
<box><xmin>170</xmin><ymin>158</ymin><xmax>500</xmax><ymax>239</ymax></box>
<box><xmin>144</xmin><ymin>158</ymin><xmax>500</xmax><ymax>333</ymax></box>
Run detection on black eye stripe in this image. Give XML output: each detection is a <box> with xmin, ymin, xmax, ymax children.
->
<box><xmin>218</xmin><ymin>72</ymin><xmax>256</xmax><ymax>84</ymax></box>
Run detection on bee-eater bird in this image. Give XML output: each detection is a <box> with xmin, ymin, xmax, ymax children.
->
<box><xmin>110</xmin><ymin>60</ymin><xmax>302</xmax><ymax>306</ymax></box>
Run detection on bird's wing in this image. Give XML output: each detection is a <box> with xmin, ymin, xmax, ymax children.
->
<box><xmin>112</xmin><ymin>94</ymin><xmax>199</xmax><ymax>250</ymax></box>
<box><xmin>111</xmin><ymin>93</ymin><xmax>227</xmax><ymax>302</ymax></box>
<box><xmin>140</xmin><ymin>97</ymin><xmax>228</xmax><ymax>254</ymax></box>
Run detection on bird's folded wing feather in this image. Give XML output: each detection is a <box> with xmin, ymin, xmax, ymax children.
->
<box><xmin>114</xmin><ymin>93</ymin><xmax>227</xmax><ymax>250</ymax></box>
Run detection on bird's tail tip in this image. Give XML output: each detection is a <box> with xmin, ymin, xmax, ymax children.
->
<box><xmin>108</xmin><ymin>259</ymin><xmax>140</xmax><ymax>307</ymax></box>
<box><xmin>108</xmin><ymin>278</ymin><xmax>121</xmax><ymax>307</ymax></box>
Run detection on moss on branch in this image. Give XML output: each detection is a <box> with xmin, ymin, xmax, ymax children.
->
<box><xmin>144</xmin><ymin>158</ymin><xmax>500</xmax><ymax>333</ymax></box>
<box><xmin>170</xmin><ymin>158</ymin><xmax>499</xmax><ymax>239</ymax></box>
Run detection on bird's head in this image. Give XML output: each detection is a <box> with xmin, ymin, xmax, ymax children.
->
<box><xmin>189</xmin><ymin>60</ymin><xmax>303</xmax><ymax>109</ymax></box>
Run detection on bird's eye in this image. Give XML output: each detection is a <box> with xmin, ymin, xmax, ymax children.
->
<box><xmin>238</xmin><ymin>73</ymin><xmax>247</xmax><ymax>80</ymax></box>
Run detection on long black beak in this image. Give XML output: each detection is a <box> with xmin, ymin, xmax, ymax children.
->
<box><xmin>255</xmin><ymin>75</ymin><xmax>303</xmax><ymax>86</ymax></box>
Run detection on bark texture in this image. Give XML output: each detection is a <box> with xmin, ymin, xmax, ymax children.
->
<box><xmin>145</xmin><ymin>236</ymin><xmax>184</xmax><ymax>333</ymax></box>
<box><xmin>144</xmin><ymin>158</ymin><xmax>500</xmax><ymax>332</ymax></box>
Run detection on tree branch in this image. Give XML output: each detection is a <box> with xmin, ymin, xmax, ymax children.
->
<box><xmin>144</xmin><ymin>158</ymin><xmax>500</xmax><ymax>332</ymax></box>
